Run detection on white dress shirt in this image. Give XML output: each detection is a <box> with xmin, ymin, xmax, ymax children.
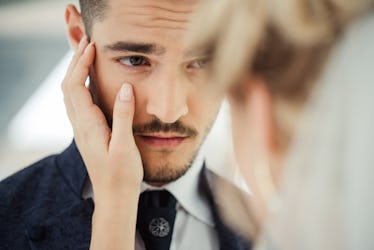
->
<box><xmin>82</xmin><ymin>150</ymin><xmax>219</xmax><ymax>250</ymax></box>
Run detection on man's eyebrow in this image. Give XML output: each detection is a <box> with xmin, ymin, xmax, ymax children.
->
<box><xmin>103</xmin><ymin>41</ymin><xmax>166</xmax><ymax>55</ymax></box>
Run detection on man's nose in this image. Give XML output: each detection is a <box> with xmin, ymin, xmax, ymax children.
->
<box><xmin>146</xmin><ymin>73</ymin><xmax>188</xmax><ymax>124</ymax></box>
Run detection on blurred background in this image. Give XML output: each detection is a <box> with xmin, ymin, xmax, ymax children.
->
<box><xmin>0</xmin><ymin>0</ymin><xmax>74</xmax><ymax>179</ymax></box>
<box><xmin>0</xmin><ymin>0</ymin><xmax>238</xmax><ymax>183</ymax></box>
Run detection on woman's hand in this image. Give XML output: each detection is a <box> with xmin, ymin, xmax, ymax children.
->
<box><xmin>61</xmin><ymin>37</ymin><xmax>142</xmax><ymax>250</ymax></box>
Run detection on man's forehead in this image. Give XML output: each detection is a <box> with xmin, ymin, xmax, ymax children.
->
<box><xmin>108</xmin><ymin>0</ymin><xmax>198</xmax><ymax>11</ymax></box>
<box><xmin>106</xmin><ymin>0</ymin><xmax>197</xmax><ymax>29</ymax></box>
<box><xmin>92</xmin><ymin>0</ymin><xmax>200</xmax><ymax>56</ymax></box>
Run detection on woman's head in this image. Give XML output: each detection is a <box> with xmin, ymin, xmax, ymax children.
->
<box><xmin>189</xmin><ymin>0</ymin><xmax>374</xmax><ymax>237</ymax></box>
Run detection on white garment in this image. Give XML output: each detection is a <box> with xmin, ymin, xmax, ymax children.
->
<box><xmin>83</xmin><ymin>149</ymin><xmax>219</xmax><ymax>250</ymax></box>
<box><xmin>265</xmin><ymin>13</ymin><xmax>374</xmax><ymax>250</ymax></box>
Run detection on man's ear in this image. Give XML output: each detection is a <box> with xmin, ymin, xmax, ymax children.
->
<box><xmin>65</xmin><ymin>4</ymin><xmax>86</xmax><ymax>51</ymax></box>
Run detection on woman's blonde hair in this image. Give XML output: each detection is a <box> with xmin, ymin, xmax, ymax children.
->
<box><xmin>190</xmin><ymin>0</ymin><xmax>373</xmax><ymax>98</ymax></box>
<box><xmin>189</xmin><ymin>0</ymin><xmax>373</xmax><ymax>148</ymax></box>
<box><xmin>188</xmin><ymin>0</ymin><xmax>374</xmax><ymax>239</ymax></box>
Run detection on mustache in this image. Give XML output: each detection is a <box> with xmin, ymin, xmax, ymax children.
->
<box><xmin>133</xmin><ymin>118</ymin><xmax>198</xmax><ymax>137</ymax></box>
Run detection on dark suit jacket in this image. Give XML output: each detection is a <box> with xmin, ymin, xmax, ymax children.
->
<box><xmin>0</xmin><ymin>141</ymin><xmax>251</xmax><ymax>250</ymax></box>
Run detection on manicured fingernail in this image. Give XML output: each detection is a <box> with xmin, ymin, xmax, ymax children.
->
<box><xmin>119</xmin><ymin>83</ymin><xmax>132</xmax><ymax>102</ymax></box>
<box><xmin>78</xmin><ymin>35</ymin><xmax>87</xmax><ymax>50</ymax></box>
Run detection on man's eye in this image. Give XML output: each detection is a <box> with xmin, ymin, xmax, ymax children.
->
<box><xmin>118</xmin><ymin>56</ymin><xmax>149</xmax><ymax>67</ymax></box>
<box><xmin>188</xmin><ymin>58</ymin><xmax>210</xmax><ymax>69</ymax></box>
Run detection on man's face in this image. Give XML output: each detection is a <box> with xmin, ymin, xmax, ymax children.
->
<box><xmin>88</xmin><ymin>0</ymin><xmax>223</xmax><ymax>184</ymax></box>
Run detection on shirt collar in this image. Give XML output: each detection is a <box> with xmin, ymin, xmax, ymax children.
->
<box><xmin>141</xmin><ymin>150</ymin><xmax>215</xmax><ymax>227</ymax></box>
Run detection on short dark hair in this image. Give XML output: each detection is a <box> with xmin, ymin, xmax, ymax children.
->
<box><xmin>79</xmin><ymin>0</ymin><xmax>108</xmax><ymax>36</ymax></box>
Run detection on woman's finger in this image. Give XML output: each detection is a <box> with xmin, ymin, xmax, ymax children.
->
<box><xmin>110</xmin><ymin>83</ymin><xmax>137</xmax><ymax>152</ymax></box>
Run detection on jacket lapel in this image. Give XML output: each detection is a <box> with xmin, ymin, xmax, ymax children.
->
<box><xmin>24</xmin><ymin>141</ymin><xmax>93</xmax><ymax>249</ymax></box>
<box><xmin>201</xmin><ymin>166</ymin><xmax>252</xmax><ymax>250</ymax></box>
<box><xmin>24</xmin><ymin>198</ymin><xmax>93</xmax><ymax>250</ymax></box>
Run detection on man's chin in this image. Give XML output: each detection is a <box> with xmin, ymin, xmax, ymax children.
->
<box><xmin>142</xmin><ymin>163</ymin><xmax>191</xmax><ymax>186</ymax></box>
<box><xmin>140</xmin><ymin>144</ymin><xmax>202</xmax><ymax>185</ymax></box>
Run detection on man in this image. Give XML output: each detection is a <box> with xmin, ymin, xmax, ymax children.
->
<box><xmin>0</xmin><ymin>0</ymin><xmax>251</xmax><ymax>249</ymax></box>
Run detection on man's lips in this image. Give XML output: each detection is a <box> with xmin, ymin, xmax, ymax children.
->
<box><xmin>135</xmin><ymin>133</ymin><xmax>189</xmax><ymax>148</ymax></box>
